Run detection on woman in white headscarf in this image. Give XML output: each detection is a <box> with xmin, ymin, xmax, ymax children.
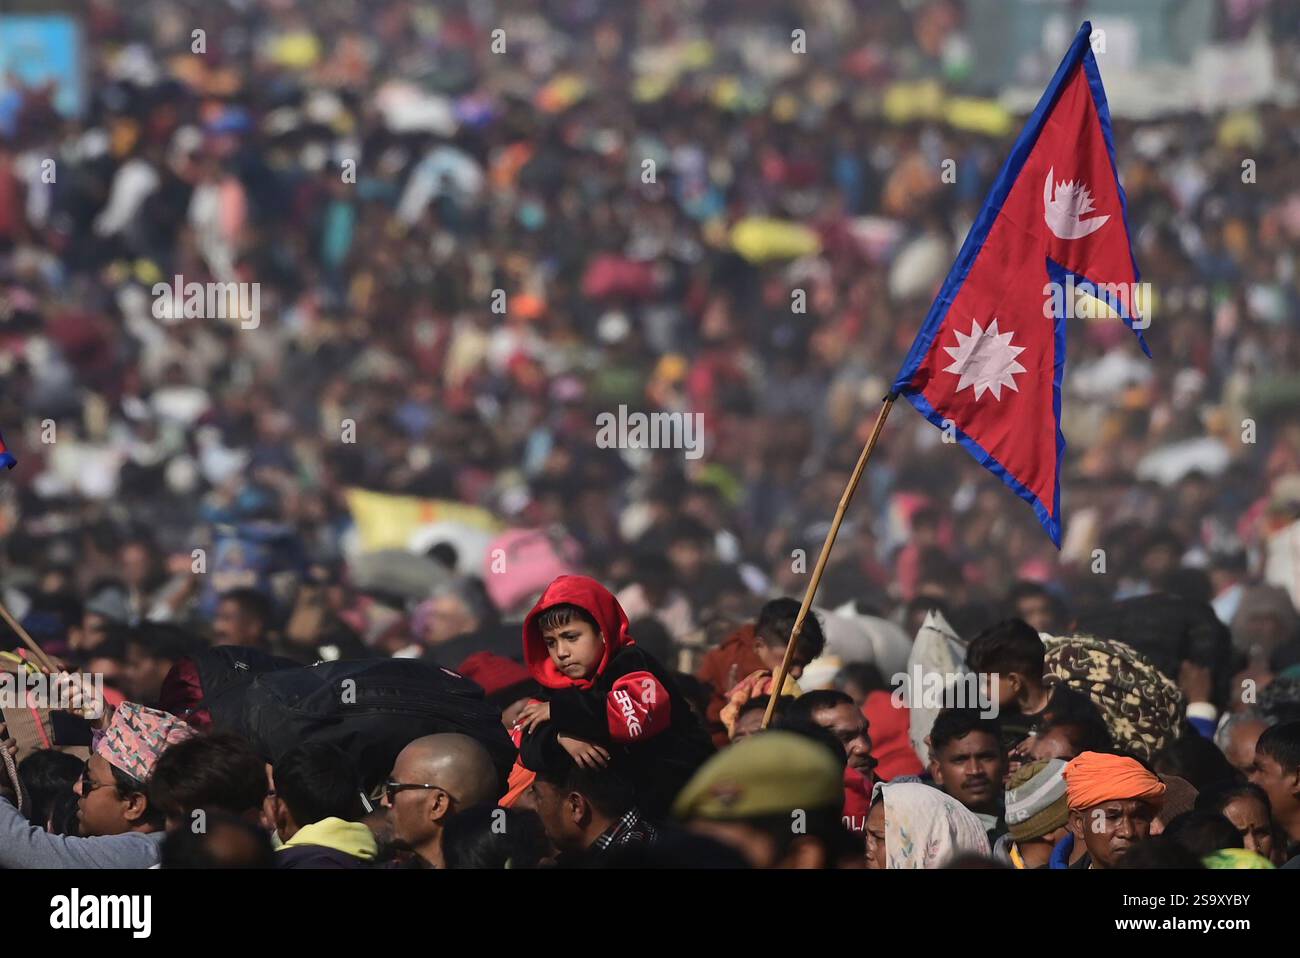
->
<box><xmin>865</xmin><ymin>781</ymin><xmax>990</xmax><ymax>869</ymax></box>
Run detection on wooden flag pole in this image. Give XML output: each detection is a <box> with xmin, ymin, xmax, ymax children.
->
<box><xmin>0</xmin><ymin>600</ymin><xmax>59</xmax><ymax>674</ymax></box>
<box><xmin>760</xmin><ymin>393</ymin><xmax>898</xmax><ymax>730</ymax></box>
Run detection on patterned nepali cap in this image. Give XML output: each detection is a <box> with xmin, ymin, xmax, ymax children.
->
<box><xmin>1042</xmin><ymin>634</ymin><xmax>1184</xmax><ymax>762</ymax></box>
<box><xmin>94</xmin><ymin>703</ymin><xmax>198</xmax><ymax>782</ymax></box>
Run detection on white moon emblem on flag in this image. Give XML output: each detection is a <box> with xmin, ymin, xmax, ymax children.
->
<box><xmin>1043</xmin><ymin>167</ymin><xmax>1110</xmax><ymax>240</ymax></box>
<box><xmin>942</xmin><ymin>318</ymin><xmax>1027</xmax><ymax>401</ymax></box>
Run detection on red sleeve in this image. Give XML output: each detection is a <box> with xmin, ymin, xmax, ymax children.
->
<box><xmin>606</xmin><ymin>671</ymin><xmax>672</xmax><ymax>743</ymax></box>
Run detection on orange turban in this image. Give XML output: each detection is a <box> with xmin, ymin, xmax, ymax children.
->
<box><xmin>1062</xmin><ymin>752</ymin><xmax>1167</xmax><ymax>810</ymax></box>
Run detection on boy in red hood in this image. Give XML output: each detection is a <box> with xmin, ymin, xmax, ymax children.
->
<box><xmin>515</xmin><ymin>575</ymin><xmax>714</xmax><ymax>819</ymax></box>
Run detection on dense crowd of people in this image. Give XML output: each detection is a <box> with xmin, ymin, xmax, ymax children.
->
<box><xmin>1</xmin><ymin>0</ymin><xmax>1300</xmax><ymax>869</ymax></box>
<box><xmin>2</xmin><ymin>577</ymin><xmax>1299</xmax><ymax>870</ymax></box>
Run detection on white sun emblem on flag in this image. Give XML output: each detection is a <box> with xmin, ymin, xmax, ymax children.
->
<box><xmin>942</xmin><ymin>318</ymin><xmax>1027</xmax><ymax>401</ymax></box>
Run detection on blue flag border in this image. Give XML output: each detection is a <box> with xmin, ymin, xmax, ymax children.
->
<box><xmin>889</xmin><ymin>21</ymin><xmax>1148</xmax><ymax>548</ymax></box>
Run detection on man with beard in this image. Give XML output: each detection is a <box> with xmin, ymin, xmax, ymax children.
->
<box><xmin>929</xmin><ymin>708</ymin><xmax>1007</xmax><ymax>842</ymax></box>
<box><xmin>1058</xmin><ymin>751</ymin><xmax>1167</xmax><ymax>869</ymax></box>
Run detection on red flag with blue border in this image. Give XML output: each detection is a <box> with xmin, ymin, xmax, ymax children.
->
<box><xmin>891</xmin><ymin>21</ymin><xmax>1149</xmax><ymax>547</ymax></box>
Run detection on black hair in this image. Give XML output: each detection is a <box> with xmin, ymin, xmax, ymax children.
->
<box><xmin>671</xmin><ymin>671</ymin><xmax>713</xmax><ymax>722</ymax></box>
<box><xmin>694</xmin><ymin>564</ymin><xmax>747</xmax><ymax>598</ymax></box>
<box><xmin>274</xmin><ymin>742</ymin><xmax>365</xmax><ymax>827</ymax></box>
<box><xmin>534</xmin><ymin>760</ymin><xmax>635</xmax><ymax>821</ymax></box>
<box><xmin>627</xmin><ymin>552</ymin><xmax>675</xmax><ymax>592</ymax></box>
<box><xmin>109</xmin><ymin>762</ymin><xmax>146</xmax><ymax>796</ymax></box>
<box><xmin>1270</xmin><ymin>640</ymin><xmax>1300</xmax><ymax>676</ymax></box>
<box><xmin>1258</xmin><ymin>679</ymin><xmax>1300</xmax><ymax>725</ymax></box>
<box><xmin>426</xmin><ymin>541</ymin><xmax>459</xmax><ymax>571</ymax></box>
<box><xmin>629</xmin><ymin>615</ymin><xmax>674</xmax><ymax>664</ymax></box>
<box><xmin>736</xmin><ymin>694</ymin><xmax>791</xmax><ymax>723</ymax></box>
<box><xmin>149</xmin><ymin>733</ymin><xmax>268</xmax><ymax>819</ymax></box>
<box><xmin>453</xmin><ymin>577</ymin><xmax>499</xmax><ymax>627</ymax></box>
<box><xmin>1113</xmin><ymin>835</ymin><xmax>1206</xmax><ymax>869</ymax></box>
<box><xmin>1074</xmin><ymin>595</ymin><xmax>1234</xmax><ymax>711</ymax></box>
<box><xmin>1140</xmin><ymin>526</ymin><xmax>1185</xmax><ymax>559</ymax></box>
<box><xmin>1156</xmin><ymin>568</ymin><xmax>1213</xmax><ymax>605</ymax></box>
<box><xmin>1152</xmin><ymin>732</ymin><xmax>1240</xmax><ymax>791</ymax></box>
<box><xmin>1254</xmin><ymin>720</ymin><xmax>1300</xmax><ymax>772</ymax></box>
<box><xmin>1195</xmin><ymin>781</ymin><xmax>1272</xmax><ymax>818</ymax></box>
<box><xmin>159</xmin><ymin>811</ymin><xmax>275</xmax><ymax>869</ymax></box>
<box><xmin>949</xmin><ymin>600</ymin><xmax>1004</xmax><ymax>642</ymax></box>
<box><xmin>916</xmin><ymin>551</ymin><xmax>963</xmax><ymax>592</ymax></box>
<box><xmin>1036</xmin><ymin>712</ymin><xmax>1113</xmax><ymax>755</ymax></box>
<box><xmin>218</xmin><ymin>588</ymin><xmax>275</xmax><ymax>628</ymax></box>
<box><xmin>966</xmin><ymin>618</ymin><xmax>1045</xmax><ymax>679</ymax></box>
<box><xmin>84</xmin><ymin>633</ymin><xmax>129</xmax><ymax>663</ymax></box>
<box><xmin>121</xmin><ymin>622</ymin><xmax>206</xmax><ymax>662</ymax></box>
<box><xmin>782</xmin><ymin>689</ymin><xmax>857</xmax><ymax>726</ymax></box>
<box><xmin>47</xmin><ymin>789</ymin><xmax>80</xmax><ymax>836</ymax></box>
<box><xmin>18</xmin><ymin>749</ymin><xmax>84</xmax><ymax>830</ymax></box>
<box><xmin>835</xmin><ymin>662</ymin><xmax>889</xmax><ymax>696</ymax></box>
<box><xmin>25</xmin><ymin>591</ymin><xmax>84</xmax><ymax>633</ymax></box>
<box><xmin>666</xmin><ymin>516</ymin><xmax>713</xmax><ymax>547</ymax></box>
<box><xmin>442</xmin><ymin>804</ymin><xmax>549</xmax><ymax>869</ymax></box>
<box><xmin>904</xmin><ymin>595</ymin><xmax>950</xmax><ymax>625</ymax></box>
<box><xmin>108</xmin><ymin>763</ymin><xmax>166</xmax><ymax>831</ymax></box>
<box><xmin>929</xmin><ymin>708</ymin><xmax>1003</xmax><ymax>756</ymax></box>
<box><xmin>306</xmin><ymin>621</ymin><xmax>373</xmax><ymax>666</ymax></box>
<box><xmin>535</xmin><ymin>602</ymin><xmax>599</xmax><ymax>636</ymax></box>
<box><xmin>754</xmin><ymin>598</ymin><xmax>825</xmax><ymax>661</ymax></box>
<box><xmin>1040</xmin><ymin>688</ymin><xmax>1106</xmax><ymax>726</ymax></box>
<box><xmin>1005</xmin><ymin>581</ymin><xmax>1068</xmax><ymax>627</ymax></box>
<box><xmin>1161</xmin><ymin>810</ymin><xmax>1243</xmax><ymax>858</ymax></box>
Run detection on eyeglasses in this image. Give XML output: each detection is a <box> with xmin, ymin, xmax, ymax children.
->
<box><xmin>382</xmin><ymin>780</ymin><xmax>458</xmax><ymax>806</ymax></box>
<box><xmin>79</xmin><ymin>767</ymin><xmax>113</xmax><ymax>796</ymax></box>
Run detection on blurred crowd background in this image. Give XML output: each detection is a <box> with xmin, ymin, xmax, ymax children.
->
<box><xmin>1</xmin><ymin>0</ymin><xmax>1300</xmax><ymax>709</ymax></box>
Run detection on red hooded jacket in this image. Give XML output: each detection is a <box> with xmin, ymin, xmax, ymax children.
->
<box><xmin>518</xmin><ymin>575</ymin><xmax>714</xmax><ymax>816</ymax></box>
<box><xmin>523</xmin><ymin>575</ymin><xmax>671</xmax><ymax>742</ymax></box>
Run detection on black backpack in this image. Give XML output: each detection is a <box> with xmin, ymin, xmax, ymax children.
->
<box><xmin>231</xmin><ymin>658</ymin><xmax>516</xmax><ymax>794</ymax></box>
<box><xmin>159</xmin><ymin>646</ymin><xmax>298</xmax><ymax>730</ymax></box>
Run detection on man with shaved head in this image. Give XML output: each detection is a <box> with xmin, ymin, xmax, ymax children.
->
<box><xmin>381</xmin><ymin>733</ymin><xmax>500</xmax><ymax>867</ymax></box>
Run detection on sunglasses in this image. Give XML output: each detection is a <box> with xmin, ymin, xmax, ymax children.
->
<box><xmin>382</xmin><ymin>780</ymin><xmax>457</xmax><ymax>806</ymax></box>
<box><xmin>79</xmin><ymin>767</ymin><xmax>113</xmax><ymax>795</ymax></box>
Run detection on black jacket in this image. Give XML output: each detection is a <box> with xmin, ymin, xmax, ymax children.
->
<box><xmin>520</xmin><ymin>644</ymin><xmax>714</xmax><ymax>819</ymax></box>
